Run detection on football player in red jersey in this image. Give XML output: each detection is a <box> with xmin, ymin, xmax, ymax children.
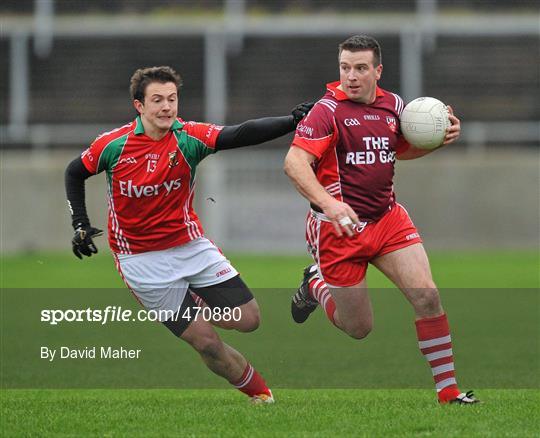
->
<box><xmin>65</xmin><ymin>66</ymin><xmax>313</xmax><ymax>404</ymax></box>
<box><xmin>285</xmin><ymin>35</ymin><xmax>478</xmax><ymax>404</ymax></box>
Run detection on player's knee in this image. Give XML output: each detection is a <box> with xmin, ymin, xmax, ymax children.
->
<box><xmin>345</xmin><ymin>322</ymin><xmax>372</xmax><ymax>340</ymax></box>
<box><xmin>236</xmin><ymin>313</ymin><xmax>260</xmax><ymax>332</ymax></box>
<box><xmin>214</xmin><ymin>306</ymin><xmax>260</xmax><ymax>332</ymax></box>
<box><xmin>235</xmin><ymin>300</ymin><xmax>260</xmax><ymax>332</ymax></box>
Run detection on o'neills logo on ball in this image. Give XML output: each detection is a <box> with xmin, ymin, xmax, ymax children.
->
<box><xmin>168</xmin><ymin>151</ymin><xmax>179</xmax><ymax>168</ymax></box>
<box><xmin>386</xmin><ymin>116</ymin><xmax>397</xmax><ymax>133</ymax></box>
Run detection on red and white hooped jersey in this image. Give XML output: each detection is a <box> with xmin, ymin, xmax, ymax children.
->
<box><xmin>292</xmin><ymin>81</ymin><xmax>411</xmax><ymax>222</ymax></box>
<box><xmin>81</xmin><ymin>116</ymin><xmax>223</xmax><ymax>254</ymax></box>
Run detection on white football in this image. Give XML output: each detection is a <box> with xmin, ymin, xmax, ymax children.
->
<box><xmin>400</xmin><ymin>97</ymin><xmax>450</xmax><ymax>150</ymax></box>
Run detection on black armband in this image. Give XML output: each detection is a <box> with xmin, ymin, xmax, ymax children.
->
<box><xmin>65</xmin><ymin>157</ymin><xmax>93</xmax><ymax>229</ymax></box>
<box><xmin>215</xmin><ymin>115</ymin><xmax>296</xmax><ymax>151</ymax></box>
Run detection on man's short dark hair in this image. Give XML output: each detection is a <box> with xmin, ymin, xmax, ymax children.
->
<box><xmin>129</xmin><ymin>66</ymin><xmax>182</xmax><ymax>102</ymax></box>
<box><xmin>338</xmin><ymin>35</ymin><xmax>382</xmax><ymax>66</ymax></box>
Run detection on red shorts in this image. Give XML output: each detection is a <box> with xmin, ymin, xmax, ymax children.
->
<box><xmin>305</xmin><ymin>203</ymin><xmax>423</xmax><ymax>287</ymax></box>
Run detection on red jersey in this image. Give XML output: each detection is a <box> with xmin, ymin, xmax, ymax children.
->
<box><xmin>81</xmin><ymin>116</ymin><xmax>223</xmax><ymax>254</ymax></box>
<box><xmin>292</xmin><ymin>81</ymin><xmax>410</xmax><ymax>221</ymax></box>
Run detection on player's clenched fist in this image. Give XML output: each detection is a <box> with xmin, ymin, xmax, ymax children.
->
<box><xmin>72</xmin><ymin>223</ymin><xmax>103</xmax><ymax>259</ymax></box>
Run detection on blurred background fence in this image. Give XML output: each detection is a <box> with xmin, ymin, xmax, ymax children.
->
<box><xmin>1</xmin><ymin>0</ymin><xmax>539</xmax><ymax>253</ymax></box>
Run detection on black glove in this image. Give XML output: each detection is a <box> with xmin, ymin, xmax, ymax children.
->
<box><xmin>291</xmin><ymin>102</ymin><xmax>315</xmax><ymax>125</ymax></box>
<box><xmin>72</xmin><ymin>223</ymin><xmax>103</xmax><ymax>259</ymax></box>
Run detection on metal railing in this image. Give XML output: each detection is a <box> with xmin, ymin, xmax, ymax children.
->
<box><xmin>1</xmin><ymin>8</ymin><xmax>539</xmax><ymax>149</ymax></box>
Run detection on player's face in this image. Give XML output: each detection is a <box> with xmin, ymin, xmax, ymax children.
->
<box><xmin>134</xmin><ymin>81</ymin><xmax>178</xmax><ymax>139</ymax></box>
<box><xmin>339</xmin><ymin>50</ymin><xmax>382</xmax><ymax>104</ymax></box>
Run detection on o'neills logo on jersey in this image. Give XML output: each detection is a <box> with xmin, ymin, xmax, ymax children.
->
<box><xmin>386</xmin><ymin>116</ymin><xmax>397</xmax><ymax>133</ymax></box>
<box><xmin>168</xmin><ymin>151</ymin><xmax>179</xmax><ymax>168</ymax></box>
<box><xmin>119</xmin><ymin>178</ymin><xmax>181</xmax><ymax>198</ymax></box>
<box><xmin>364</xmin><ymin>114</ymin><xmax>380</xmax><ymax>121</ymax></box>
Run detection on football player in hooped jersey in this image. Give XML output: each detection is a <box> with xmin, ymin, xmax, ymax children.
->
<box><xmin>65</xmin><ymin>66</ymin><xmax>313</xmax><ymax>404</ymax></box>
<box><xmin>284</xmin><ymin>35</ymin><xmax>479</xmax><ymax>404</ymax></box>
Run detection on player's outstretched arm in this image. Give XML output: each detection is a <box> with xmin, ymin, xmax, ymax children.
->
<box><xmin>65</xmin><ymin>157</ymin><xmax>103</xmax><ymax>259</ymax></box>
<box><xmin>215</xmin><ymin>102</ymin><xmax>314</xmax><ymax>151</ymax></box>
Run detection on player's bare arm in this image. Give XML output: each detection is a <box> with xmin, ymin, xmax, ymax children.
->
<box><xmin>397</xmin><ymin>105</ymin><xmax>461</xmax><ymax>160</ymax></box>
<box><xmin>284</xmin><ymin>146</ymin><xmax>360</xmax><ymax>237</ymax></box>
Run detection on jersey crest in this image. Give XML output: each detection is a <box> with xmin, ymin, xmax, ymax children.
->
<box><xmin>168</xmin><ymin>151</ymin><xmax>179</xmax><ymax>168</ymax></box>
<box><xmin>386</xmin><ymin>116</ymin><xmax>397</xmax><ymax>133</ymax></box>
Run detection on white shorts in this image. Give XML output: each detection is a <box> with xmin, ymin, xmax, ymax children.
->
<box><xmin>115</xmin><ymin>237</ymin><xmax>238</xmax><ymax>320</ymax></box>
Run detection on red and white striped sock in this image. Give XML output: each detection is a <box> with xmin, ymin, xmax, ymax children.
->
<box><xmin>309</xmin><ymin>277</ymin><xmax>337</xmax><ymax>325</ymax></box>
<box><xmin>415</xmin><ymin>313</ymin><xmax>461</xmax><ymax>402</ymax></box>
<box><xmin>231</xmin><ymin>363</ymin><xmax>272</xmax><ymax>398</ymax></box>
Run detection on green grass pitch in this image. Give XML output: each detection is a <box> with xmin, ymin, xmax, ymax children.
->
<box><xmin>1</xmin><ymin>250</ymin><xmax>539</xmax><ymax>436</ymax></box>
